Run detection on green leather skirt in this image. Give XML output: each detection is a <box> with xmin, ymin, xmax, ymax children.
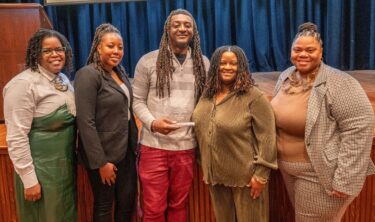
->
<box><xmin>14</xmin><ymin>105</ymin><xmax>77</xmax><ymax>222</ymax></box>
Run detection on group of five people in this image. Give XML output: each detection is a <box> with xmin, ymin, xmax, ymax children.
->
<box><xmin>4</xmin><ymin>8</ymin><xmax>374</xmax><ymax>222</ymax></box>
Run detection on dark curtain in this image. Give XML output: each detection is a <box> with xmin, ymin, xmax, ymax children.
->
<box><xmin>1</xmin><ymin>0</ymin><xmax>375</xmax><ymax>77</ymax></box>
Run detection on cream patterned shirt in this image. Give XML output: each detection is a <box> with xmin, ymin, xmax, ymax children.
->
<box><xmin>3</xmin><ymin>66</ymin><xmax>75</xmax><ymax>188</ymax></box>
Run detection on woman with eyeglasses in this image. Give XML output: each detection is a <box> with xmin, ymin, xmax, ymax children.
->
<box><xmin>3</xmin><ymin>29</ymin><xmax>76</xmax><ymax>222</ymax></box>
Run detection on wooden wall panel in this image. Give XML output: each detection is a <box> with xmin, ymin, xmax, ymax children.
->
<box><xmin>76</xmin><ymin>165</ymin><xmax>94</xmax><ymax>222</ymax></box>
<box><xmin>187</xmin><ymin>165</ymin><xmax>215</xmax><ymax>222</ymax></box>
<box><xmin>269</xmin><ymin>170</ymin><xmax>295</xmax><ymax>222</ymax></box>
<box><xmin>0</xmin><ymin>3</ymin><xmax>52</xmax><ymax>120</ymax></box>
<box><xmin>0</xmin><ymin>154</ymin><xmax>17</xmax><ymax>222</ymax></box>
<box><xmin>1</xmin><ymin>149</ymin><xmax>375</xmax><ymax>222</ymax></box>
<box><xmin>341</xmin><ymin>149</ymin><xmax>375</xmax><ymax>222</ymax></box>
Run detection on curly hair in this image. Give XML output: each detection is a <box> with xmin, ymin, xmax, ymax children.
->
<box><xmin>25</xmin><ymin>28</ymin><xmax>73</xmax><ymax>75</ymax></box>
<box><xmin>156</xmin><ymin>9</ymin><xmax>207</xmax><ymax>98</ymax></box>
<box><xmin>86</xmin><ymin>23</ymin><xmax>127</xmax><ymax>76</ymax></box>
<box><xmin>203</xmin><ymin>45</ymin><xmax>255</xmax><ymax>99</ymax></box>
<box><xmin>293</xmin><ymin>22</ymin><xmax>323</xmax><ymax>47</ymax></box>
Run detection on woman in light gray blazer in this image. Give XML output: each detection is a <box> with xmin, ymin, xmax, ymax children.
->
<box><xmin>271</xmin><ymin>22</ymin><xmax>374</xmax><ymax>222</ymax></box>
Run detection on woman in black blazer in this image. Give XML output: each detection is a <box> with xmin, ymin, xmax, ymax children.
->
<box><xmin>75</xmin><ymin>23</ymin><xmax>138</xmax><ymax>222</ymax></box>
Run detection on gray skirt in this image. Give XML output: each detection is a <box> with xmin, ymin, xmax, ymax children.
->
<box><xmin>278</xmin><ymin>160</ymin><xmax>354</xmax><ymax>222</ymax></box>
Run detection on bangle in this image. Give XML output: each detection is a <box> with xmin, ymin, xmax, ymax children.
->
<box><xmin>253</xmin><ymin>176</ymin><xmax>268</xmax><ymax>185</ymax></box>
<box><xmin>150</xmin><ymin>120</ymin><xmax>156</xmax><ymax>132</ymax></box>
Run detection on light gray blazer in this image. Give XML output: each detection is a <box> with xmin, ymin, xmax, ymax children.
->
<box><xmin>274</xmin><ymin>63</ymin><xmax>375</xmax><ymax>196</ymax></box>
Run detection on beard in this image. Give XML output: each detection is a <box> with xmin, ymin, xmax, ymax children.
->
<box><xmin>176</xmin><ymin>41</ymin><xmax>190</xmax><ymax>49</ymax></box>
<box><xmin>170</xmin><ymin>37</ymin><xmax>192</xmax><ymax>50</ymax></box>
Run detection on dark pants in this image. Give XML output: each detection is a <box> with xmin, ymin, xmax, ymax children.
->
<box><xmin>87</xmin><ymin>150</ymin><xmax>137</xmax><ymax>222</ymax></box>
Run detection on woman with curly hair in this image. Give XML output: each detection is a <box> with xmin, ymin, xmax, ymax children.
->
<box><xmin>3</xmin><ymin>28</ymin><xmax>76</xmax><ymax>222</ymax></box>
<box><xmin>192</xmin><ymin>45</ymin><xmax>277</xmax><ymax>222</ymax></box>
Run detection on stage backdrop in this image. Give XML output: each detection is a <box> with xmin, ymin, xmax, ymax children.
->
<box><xmin>1</xmin><ymin>0</ymin><xmax>375</xmax><ymax>77</ymax></box>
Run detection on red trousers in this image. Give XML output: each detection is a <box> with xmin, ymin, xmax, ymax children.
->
<box><xmin>139</xmin><ymin>145</ymin><xmax>195</xmax><ymax>222</ymax></box>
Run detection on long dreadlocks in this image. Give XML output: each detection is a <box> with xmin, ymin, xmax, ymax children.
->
<box><xmin>203</xmin><ymin>45</ymin><xmax>255</xmax><ymax>99</ymax></box>
<box><xmin>86</xmin><ymin>23</ymin><xmax>127</xmax><ymax>76</ymax></box>
<box><xmin>26</xmin><ymin>29</ymin><xmax>73</xmax><ymax>75</ymax></box>
<box><xmin>156</xmin><ymin>9</ymin><xmax>207</xmax><ymax>98</ymax></box>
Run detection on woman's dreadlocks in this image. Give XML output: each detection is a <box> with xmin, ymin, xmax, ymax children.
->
<box><xmin>86</xmin><ymin>23</ymin><xmax>127</xmax><ymax>76</ymax></box>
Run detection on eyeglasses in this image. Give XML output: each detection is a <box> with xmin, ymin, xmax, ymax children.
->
<box><xmin>41</xmin><ymin>47</ymin><xmax>66</xmax><ymax>55</ymax></box>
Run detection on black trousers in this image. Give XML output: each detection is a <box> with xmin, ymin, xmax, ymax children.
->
<box><xmin>87</xmin><ymin>150</ymin><xmax>137</xmax><ymax>222</ymax></box>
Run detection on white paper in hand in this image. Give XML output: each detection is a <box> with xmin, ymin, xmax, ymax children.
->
<box><xmin>176</xmin><ymin>122</ymin><xmax>195</xmax><ymax>127</ymax></box>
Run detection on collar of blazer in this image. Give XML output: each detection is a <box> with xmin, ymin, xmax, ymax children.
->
<box><xmin>274</xmin><ymin>63</ymin><xmax>330</xmax><ymax>141</ymax></box>
<box><xmin>101</xmin><ymin>66</ymin><xmax>133</xmax><ymax>108</ymax></box>
<box><xmin>305</xmin><ymin>63</ymin><xmax>329</xmax><ymax>140</ymax></box>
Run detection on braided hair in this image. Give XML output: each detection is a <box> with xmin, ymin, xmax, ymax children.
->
<box><xmin>26</xmin><ymin>28</ymin><xmax>73</xmax><ymax>74</ymax></box>
<box><xmin>86</xmin><ymin>23</ymin><xmax>127</xmax><ymax>76</ymax></box>
<box><xmin>203</xmin><ymin>45</ymin><xmax>254</xmax><ymax>99</ymax></box>
<box><xmin>293</xmin><ymin>22</ymin><xmax>323</xmax><ymax>47</ymax></box>
<box><xmin>156</xmin><ymin>9</ymin><xmax>207</xmax><ymax>98</ymax></box>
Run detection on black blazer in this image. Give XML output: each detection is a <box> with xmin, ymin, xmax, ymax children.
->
<box><xmin>75</xmin><ymin>63</ymin><xmax>138</xmax><ymax>169</ymax></box>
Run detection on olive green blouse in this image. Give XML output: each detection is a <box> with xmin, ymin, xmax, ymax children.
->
<box><xmin>192</xmin><ymin>87</ymin><xmax>277</xmax><ymax>187</ymax></box>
